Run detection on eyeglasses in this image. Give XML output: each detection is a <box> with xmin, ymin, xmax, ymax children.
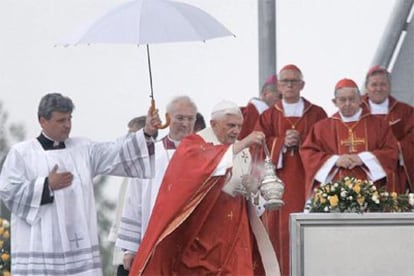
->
<box><xmin>335</xmin><ymin>96</ymin><xmax>359</xmax><ymax>104</ymax></box>
<box><xmin>279</xmin><ymin>79</ymin><xmax>302</xmax><ymax>86</ymax></box>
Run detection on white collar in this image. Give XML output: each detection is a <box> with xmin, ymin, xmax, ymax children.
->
<box><xmin>282</xmin><ymin>98</ymin><xmax>304</xmax><ymax>116</ymax></box>
<box><xmin>340</xmin><ymin>108</ymin><xmax>362</xmax><ymax>122</ymax></box>
<box><xmin>369</xmin><ymin>98</ymin><xmax>389</xmax><ymax>115</ymax></box>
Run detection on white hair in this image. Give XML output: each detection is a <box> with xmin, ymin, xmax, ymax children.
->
<box><xmin>166</xmin><ymin>95</ymin><xmax>197</xmax><ymax>114</ymax></box>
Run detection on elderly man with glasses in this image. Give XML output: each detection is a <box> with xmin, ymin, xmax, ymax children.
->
<box><xmin>255</xmin><ymin>64</ymin><xmax>327</xmax><ymax>276</ymax></box>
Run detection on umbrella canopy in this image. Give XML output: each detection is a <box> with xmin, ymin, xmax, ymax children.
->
<box><xmin>61</xmin><ymin>0</ymin><xmax>234</xmax><ymax>45</ymax></box>
<box><xmin>60</xmin><ymin>0</ymin><xmax>234</xmax><ymax>128</ymax></box>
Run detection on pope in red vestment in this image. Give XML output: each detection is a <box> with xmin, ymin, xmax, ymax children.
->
<box><xmin>300</xmin><ymin>78</ymin><xmax>399</xmax><ymax>199</ymax></box>
<box><xmin>129</xmin><ymin>101</ymin><xmax>279</xmax><ymax>275</ymax></box>
<box><xmin>254</xmin><ymin>64</ymin><xmax>327</xmax><ymax>276</ymax></box>
<box><xmin>362</xmin><ymin>65</ymin><xmax>414</xmax><ymax>193</ymax></box>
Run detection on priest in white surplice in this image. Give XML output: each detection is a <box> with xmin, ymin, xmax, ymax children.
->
<box><xmin>0</xmin><ymin>93</ymin><xmax>159</xmax><ymax>276</ymax></box>
<box><xmin>115</xmin><ymin>95</ymin><xmax>198</xmax><ymax>271</ymax></box>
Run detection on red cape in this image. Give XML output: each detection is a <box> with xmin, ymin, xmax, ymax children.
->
<box><xmin>130</xmin><ymin>134</ymin><xmax>261</xmax><ymax>275</ymax></box>
<box><xmin>239</xmin><ymin>101</ymin><xmax>261</xmax><ymax>139</ymax></box>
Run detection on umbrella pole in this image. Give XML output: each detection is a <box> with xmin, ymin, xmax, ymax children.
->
<box><xmin>146</xmin><ymin>44</ymin><xmax>154</xmax><ymax>100</ymax></box>
<box><xmin>146</xmin><ymin>44</ymin><xmax>170</xmax><ymax>129</ymax></box>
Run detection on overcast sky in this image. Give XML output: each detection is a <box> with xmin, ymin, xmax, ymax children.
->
<box><xmin>0</xmin><ymin>0</ymin><xmax>395</xmax><ymax>140</ymax></box>
<box><xmin>0</xmin><ymin>0</ymin><xmax>395</xmax><ymax>199</ymax></box>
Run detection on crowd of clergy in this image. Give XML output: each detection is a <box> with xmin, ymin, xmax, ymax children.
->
<box><xmin>0</xmin><ymin>63</ymin><xmax>413</xmax><ymax>276</ymax></box>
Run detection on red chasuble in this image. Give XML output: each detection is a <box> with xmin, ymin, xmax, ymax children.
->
<box><xmin>362</xmin><ymin>95</ymin><xmax>414</xmax><ymax>192</ymax></box>
<box><xmin>130</xmin><ymin>134</ymin><xmax>263</xmax><ymax>275</ymax></box>
<box><xmin>239</xmin><ymin>101</ymin><xmax>261</xmax><ymax>139</ymax></box>
<box><xmin>254</xmin><ymin>98</ymin><xmax>327</xmax><ymax>276</ymax></box>
<box><xmin>300</xmin><ymin>109</ymin><xmax>399</xmax><ymax>198</ymax></box>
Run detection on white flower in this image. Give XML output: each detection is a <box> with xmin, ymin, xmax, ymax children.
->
<box><xmin>324</xmin><ymin>206</ymin><xmax>329</xmax><ymax>212</ymax></box>
<box><xmin>340</xmin><ymin>191</ymin><xmax>347</xmax><ymax>198</ymax></box>
<box><xmin>2</xmin><ymin>220</ymin><xmax>9</xmax><ymax>228</ymax></box>
<box><xmin>409</xmin><ymin>193</ymin><xmax>414</xmax><ymax>207</ymax></box>
<box><xmin>372</xmin><ymin>194</ymin><xmax>380</xmax><ymax>204</ymax></box>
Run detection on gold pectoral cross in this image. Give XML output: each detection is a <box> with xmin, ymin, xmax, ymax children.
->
<box><xmin>340</xmin><ymin>130</ymin><xmax>365</xmax><ymax>153</ymax></box>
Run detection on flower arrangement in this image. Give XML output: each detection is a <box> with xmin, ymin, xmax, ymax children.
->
<box><xmin>0</xmin><ymin>218</ymin><xmax>10</xmax><ymax>276</ymax></box>
<box><xmin>309</xmin><ymin>176</ymin><xmax>414</xmax><ymax>213</ymax></box>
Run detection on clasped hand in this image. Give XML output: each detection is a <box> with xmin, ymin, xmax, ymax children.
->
<box><xmin>284</xmin><ymin>129</ymin><xmax>300</xmax><ymax>147</ymax></box>
<box><xmin>48</xmin><ymin>164</ymin><xmax>73</xmax><ymax>191</ymax></box>
<box><xmin>336</xmin><ymin>154</ymin><xmax>363</xmax><ymax>169</ymax></box>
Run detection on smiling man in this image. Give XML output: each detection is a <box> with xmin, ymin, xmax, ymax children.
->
<box><xmin>0</xmin><ymin>92</ymin><xmax>157</xmax><ymax>275</ymax></box>
<box><xmin>362</xmin><ymin>65</ymin><xmax>414</xmax><ymax>193</ymax></box>
<box><xmin>301</xmin><ymin>78</ymin><xmax>398</xmax><ymax>200</ymax></box>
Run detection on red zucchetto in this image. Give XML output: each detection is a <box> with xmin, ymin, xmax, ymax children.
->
<box><xmin>279</xmin><ymin>64</ymin><xmax>302</xmax><ymax>74</ymax></box>
<box><xmin>335</xmin><ymin>78</ymin><xmax>358</xmax><ymax>90</ymax></box>
<box><xmin>366</xmin><ymin>65</ymin><xmax>388</xmax><ymax>77</ymax></box>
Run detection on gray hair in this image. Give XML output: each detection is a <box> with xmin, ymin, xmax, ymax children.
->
<box><xmin>127</xmin><ymin>116</ymin><xmax>146</xmax><ymax>132</ymax></box>
<box><xmin>38</xmin><ymin>93</ymin><xmax>74</xmax><ymax>120</ymax></box>
<box><xmin>166</xmin><ymin>95</ymin><xmax>197</xmax><ymax>114</ymax></box>
<box><xmin>364</xmin><ymin>69</ymin><xmax>391</xmax><ymax>88</ymax></box>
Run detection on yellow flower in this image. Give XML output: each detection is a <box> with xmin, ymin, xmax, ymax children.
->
<box><xmin>357</xmin><ymin>195</ymin><xmax>365</xmax><ymax>206</ymax></box>
<box><xmin>320</xmin><ymin>197</ymin><xmax>327</xmax><ymax>204</ymax></box>
<box><xmin>0</xmin><ymin>227</ymin><xmax>4</xmax><ymax>235</ymax></box>
<box><xmin>391</xmin><ymin>192</ymin><xmax>398</xmax><ymax>201</ymax></box>
<box><xmin>329</xmin><ymin>195</ymin><xmax>339</xmax><ymax>207</ymax></box>
<box><xmin>0</xmin><ymin>240</ymin><xmax>3</xmax><ymax>248</ymax></box>
<box><xmin>3</xmin><ymin>272</ymin><xmax>10</xmax><ymax>276</ymax></box>
<box><xmin>3</xmin><ymin>230</ymin><xmax>10</xmax><ymax>239</ymax></box>
<box><xmin>353</xmin><ymin>184</ymin><xmax>361</xmax><ymax>193</ymax></box>
<box><xmin>1</xmin><ymin>253</ymin><xmax>10</xmax><ymax>262</ymax></box>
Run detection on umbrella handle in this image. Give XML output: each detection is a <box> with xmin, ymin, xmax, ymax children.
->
<box><xmin>151</xmin><ymin>99</ymin><xmax>170</xmax><ymax>129</ymax></box>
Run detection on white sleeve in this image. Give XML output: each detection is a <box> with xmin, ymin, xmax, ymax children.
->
<box><xmin>116</xmin><ymin>178</ymin><xmax>143</xmax><ymax>253</ymax></box>
<box><xmin>0</xmin><ymin>148</ymin><xmax>44</xmax><ymax>225</ymax></box>
<box><xmin>211</xmin><ymin>146</ymin><xmax>234</xmax><ymax>176</ymax></box>
<box><xmin>358</xmin><ymin>152</ymin><xmax>386</xmax><ymax>181</ymax></box>
<box><xmin>89</xmin><ymin>129</ymin><xmax>153</xmax><ymax>178</ymax></box>
<box><xmin>314</xmin><ymin>155</ymin><xmax>339</xmax><ymax>183</ymax></box>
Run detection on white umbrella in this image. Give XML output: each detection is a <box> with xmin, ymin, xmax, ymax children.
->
<box><xmin>60</xmin><ymin>0</ymin><xmax>234</xmax><ymax>128</ymax></box>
